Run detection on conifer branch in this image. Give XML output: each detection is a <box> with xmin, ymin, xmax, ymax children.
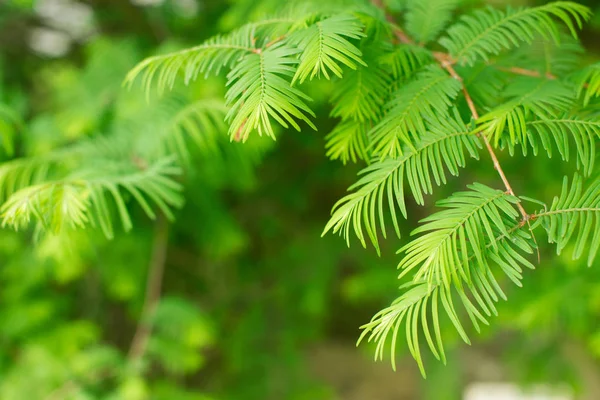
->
<box><xmin>481</xmin><ymin>133</ymin><xmax>530</xmax><ymax>220</ymax></box>
<box><xmin>71</xmin><ymin>0</ymin><xmax>598</xmax><ymax>379</ymax></box>
<box><xmin>441</xmin><ymin>61</ymin><xmax>529</xmax><ymax>221</ymax></box>
<box><xmin>372</xmin><ymin>0</ymin><xmax>530</xmax><ymax>222</ymax></box>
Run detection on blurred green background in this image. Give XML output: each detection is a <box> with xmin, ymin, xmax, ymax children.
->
<box><xmin>2</xmin><ymin>0</ymin><xmax>600</xmax><ymax>399</ymax></box>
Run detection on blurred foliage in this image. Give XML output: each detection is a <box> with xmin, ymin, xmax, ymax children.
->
<box><xmin>1</xmin><ymin>0</ymin><xmax>600</xmax><ymax>400</ymax></box>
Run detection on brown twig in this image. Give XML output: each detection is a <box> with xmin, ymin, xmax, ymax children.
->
<box><xmin>233</xmin><ymin>118</ymin><xmax>247</xmax><ymax>142</ymax></box>
<box><xmin>495</xmin><ymin>66</ymin><xmax>557</xmax><ymax>80</ymax></box>
<box><xmin>495</xmin><ymin>65</ymin><xmax>591</xmax><ymax>93</ymax></box>
<box><xmin>437</xmin><ymin>59</ymin><xmax>530</xmax><ymax>220</ymax></box>
<box><xmin>389</xmin><ymin>22</ymin><xmax>454</xmax><ymax>64</ymax></box>
<box><xmin>388</xmin><ymin>21</ymin><xmax>413</xmax><ymax>45</ymax></box>
<box><xmin>481</xmin><ymin>135</ymin><xmax>529</xmax><ymax>220</ymax></box>
<box><xmin>265</xmin><ymin>35</ymin><xmax>286</xmax><ymax>49</ymax></box>
<box><xmin>128</xmin><ymin>214</ymin><xmax>169</xmax><ymax>362</ymax></box>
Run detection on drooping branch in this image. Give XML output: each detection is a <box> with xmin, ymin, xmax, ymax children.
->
<box><xmin>371</xmin><ymin>0</ymin><xmax>530</xmax><ymax>221</ymax></box>
<box><xmin>437</xmin><ymin>60</ymin><xmax>530</xmax><ymax>221</ymax></box>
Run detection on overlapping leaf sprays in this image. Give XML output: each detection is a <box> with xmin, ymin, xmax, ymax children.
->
<box><xmin>100</xmin><ymin>0</ymin><xmax>600</xmax><ymax>375</ymax></box>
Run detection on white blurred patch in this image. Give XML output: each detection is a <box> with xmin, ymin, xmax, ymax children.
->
<box><xmin>173</xmin><ymin>0</ymin><xmax>200</xmax><ymax>17</ymax></box>
<box><xmin>131</xmin><ymin>0</ymin><xmax>165</xmax><ymax>6</ymax></box>
<box><xmin>464</xmin><ymin>383</ymin><xmax>573</xmax><ymax>400</ymax></box>
<box><xmin>35</xmin><ymin>0</ymin><xmax>96</xmax><ymax>41</ymax></box>
<box><xmin>131</xmin><ymin>0</ymin><xmax>200</xmax><ymax>17</ymax></box>
<box><xmin>29</xmin><ymin>27</ymin><xmax>72</xmax><ymax>58</ymax></box>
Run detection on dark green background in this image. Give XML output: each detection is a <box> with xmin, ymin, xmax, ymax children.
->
<box><xmin>1</xmin><ymin>0</ymin><xmax>600</xmax><ymax>399</ymax></box>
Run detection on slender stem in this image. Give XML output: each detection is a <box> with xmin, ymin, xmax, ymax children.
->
<box><xmin>233</xmin><ymin>118</ymin><xmax>247</xmax><ymax>142</ymax></box>
<box><xmin>532</xmin><ymin>207</ymin><xmax>600</xmax><ymax>219</ymax></box>
<box><xmin>374</xmin><ymin>0</ymin><xmax>530</xmax><ymax>221</ymax></box>
<box><xmin>264</xmin><ymin>35</ymin><xmax>286</xmax><ymax>48</ymax></box>
<box><xmin>436</xmin><ymin>60</ymin><xmax>478</xmax><ymax>117</ymax></box>
<box><xmin>495</xmin><ymin>66</ymin><xmax>592</xmax><ymax>91</ymax></box>
<box><xmin>128</xmin><ymin>214</ymin><xmax>169</xmax><ymax>361</ymax></box>
<box><xmin>437</xmin><ymin>60</ymin><xmax>529</xmax><ymax>220</ymax></box>
<box><xmin>43</xmin><ymin>217</ymin><xmax>169</xmax><ymax>399</ymax></box>
<box><xmin>388</xmin><ymin>22</ymin><xmax>413</xmax><ymax>45</ymax></box>
<box><xmin>482</xmin><ymin>135</ymin><xmax>529</xmax><ymax>220</ymax></box>
<box><xmin>495</xmin><ymin>66</ymin><xmax>557</xmax><ymax>80</ymax></box>
<box><xmin>387</xmin><ymin>20</ymin><xmax>453</xmax><ymax>62</ymax></box>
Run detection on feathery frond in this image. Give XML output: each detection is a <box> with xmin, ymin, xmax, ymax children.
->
<box><xmin>440</xmin><ymin>2</ymin><xmax>591</xmax><ymax>66</ymax></box>
<box><xmin>323</xmin><ymin>112</ymin><xmax>481</xmax><ymax>251</ymax></box>
<box><xmin>289</xmin><ymin>14</ymin><xmax>367</xmax><ymax>84</ymax></box>
<box><xmin>500</xmin><ymin>33</ymin><xmax>584</xmax><ymax>77</ymax></box>
<box><xmin>0</xmin><ymin>158</ymin><xmax>53</xmax><ymax>203</ymax></box>
<box><xmin>523</xmin><ymin>116</ymin><xmax>600</xmax><ymax>176</ymax></box>
<box><xmin>478</xmin><ymin>77</ymin><xmax>575</xmax><ymax>146</ymax></box>
<box><xmin>224</xmin><ymin>44</ymin><xmax>316</xmax><ymax>141</ymax></box>
<box><xmin>397</xmin><ymin>184</ymin><xmax>522</xmax><ymax>286</ymax></box>
<box><xmin>369</xmin><ymin>66</ymin><xmax>462</xmax><ymax>159</ymax></box>
<box><xmin>378</xmin><ymin>44</ymin><xmax>434</xmax><ymax>80</ymax></box>
<box><xmin>459</xmin><ymin>63</ymin><xmax>507</xmax><ymax>109</ymax></box>
<box><xmin>115</xmin><ymin>93</ymin><xmax>229</xmax><ymax>163</ymax></box>
<box><xmin>358</xmin><ymin>184</ymin><xmax>534</xmax><ymax>375</ymax></box>
<box><xmin>167</xmin><ymin>100</ymin><xmax>228</xmax><ymax>159</ymax></box>
<box><xmin>405</xmin><ymin>0</ymin><xmax>460</xmax><ymax>44</ymax></box>
<box><xmin>325</xmin><ymin>121</ymin><xmax>371</xmax><ymax>164</ymax></box>
<box><xmin>575</xmin><ymin>62</ymin><xmax>600</xmax><ymax>106</ymax></box>
<box><xmin>47</xmin><ymin>0</ymin><xmax>600</xmax><ymax>379</ymax></box>
<box><xmin>124</xmin><ymin>26</ymin><xmax>256</xmax><ymax>95</ymax></box>
<box><xmin>1</xmin><ymin>158</ymin><xmax>183</xmax><ymax>239</ymax></box>
<box><xmin>534</xmin><ymin>174</ymin><xmax>600</xmax><ymax>265</ymax></box>
<box><xmin>329</xmin><ymin>44</ymin><xmax>391</xmax><ymax>122</ymax></box>
<box><xmin>0</xmin><ymin>139</ymin><xmax>118</xmax><ymax>203</ymax></box>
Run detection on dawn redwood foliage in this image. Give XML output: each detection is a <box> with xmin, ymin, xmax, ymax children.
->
<box><xmin>4</xmin><ymin>0</ymin><xmax>600</xmax><ymax>377</ymax></box>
